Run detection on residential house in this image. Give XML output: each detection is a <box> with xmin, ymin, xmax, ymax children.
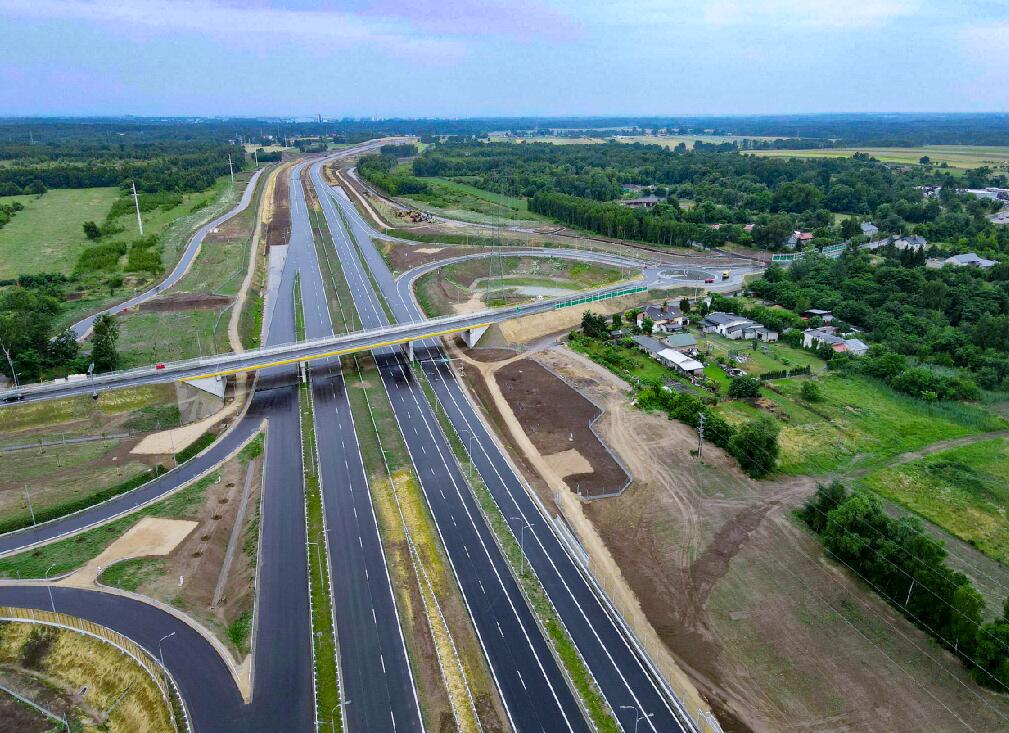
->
<box><xmin>701</xmin><ymin>312</ymin><xmax>779</xmax><ymax>342</ymax></box>
<box><xmin>622</xmin><ymin>183</ymin><xmax>644</xmax><ymax>193</ymax></box>
<box><xmin>662</xmin><ymin>332</ymin><xmax>697</xmax><ymax>352</ymax></box>
<box><xmin>631</xmin><ymin>335</ymin><xmax>666</xmax><ymax>356</ymax></box>
<box><xmin>893</xmin><ymin>235</ymin><xmax>927</xmax><ymax>252</ymax></box>
<box><xmin>942</xmin><ymin>252</ymin><xmax>999</xmax><ymax>269</ymax></box>
<box><xmin>636</xmin><ymin>304</ymin><xmax>687</xmax><ymax>333</ymax></box>
<box><xmin>786</xmin><ymin>231</ymin><xmax>815</xmax><ymax>249</ymax></box>
<box><xmin>860</xmin><ymin>221</ymin><xmax>879</xmax><ymax>236</ymax></box>
<box><xmin>802</xmin><ymin>308</ymin><xmax>834</xmax><ymax>324</ymax></box>
<box><xmin>622</xmin><ymin>196</ymin><xmax>660</xmax><ymax>209</ymax></box>
<box><xmin>803</xmin><ymin>328</ymin><xmax>867</xmax><ymax>355</ymax></box>
<box><xmin>656</xmin><ymin>349</ymin><xmax>705</xmax><ymax>376</ymax></box>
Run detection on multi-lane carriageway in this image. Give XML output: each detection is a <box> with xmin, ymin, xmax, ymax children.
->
<box><xmin>0</xmin><ymin>146</ymin><xmax>706</xmax><ymax>732</ymax></box>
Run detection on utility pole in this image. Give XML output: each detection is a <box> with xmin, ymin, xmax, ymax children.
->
<box><xmin>228</xmin><ymin>153</ymin><xmax>235</xmax><ymax>183</ymax></box>
<box><xmin>696</xmin><ymin>411</ymin><xmax>706</xmax><ymax>459</ymax></box>
<box><xmin>131</xmin><ymin>182</ymin><xmax>144</xmax><ymax>235</ymax></box>
<box><xmin>253</xmin><ymin>149</ymin><xmax>258</xmax><ymax>167</ymax></box>
<box><xmin>45</xmin><ymin>563</ymin><xmax>57</xmax><ymax>613</ymax></box>
<box><xmin>0</xmin><ymin>339</ymin><xmax>19</xmax><ymax>390</ymax></box>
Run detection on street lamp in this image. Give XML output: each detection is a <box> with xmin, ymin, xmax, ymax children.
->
<box><xmin>158</xmin><ymin>632</ymin><xmax>176</xmax><ymax>668</ymax></box>
<box><xmin>509</xmin><ymin>516</ymin><xmax>531</xmax><ymax>575</ymax></box>
<box><xmin>620</xmin><ymin>705</ymin><xmax>653</xmax><ymax>733</ymax></box>
<box><xmin>44</xmin><ymin>563</ymin><xmax>57</xmax><ymax>613</ymax></box>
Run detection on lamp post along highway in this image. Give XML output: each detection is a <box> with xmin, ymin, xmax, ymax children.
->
<box><xmin>620</xmin><ymin>705</ymin><xmax>654</xmax><ymax>733</ymax></box>
<box><xmin>158</xmin><ymin>631</ymin><xmax>176</xmax><ymax>668</ymax></box>
<box><xmin>131</xmin><ymin>182</ymin><xmax>143</xmax><ymax>236</ymax></box>
<box><xmin>44</xmin><ymin>565</ymin><xmax>56</xmax><ymax>609</ymax></box>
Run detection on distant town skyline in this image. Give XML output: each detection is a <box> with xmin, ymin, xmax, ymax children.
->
<box><xmin>2</xmin><ymin>0</ymin><xmax>1008</xmax><ymax>117</ymax></box>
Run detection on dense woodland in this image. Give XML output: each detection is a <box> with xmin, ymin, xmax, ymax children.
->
<box><xmin>397</xmin><ymin>141</ymin><xmax>1008</xmax><ymax>252</ymax></box>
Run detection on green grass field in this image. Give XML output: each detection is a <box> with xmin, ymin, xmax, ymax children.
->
<box><xmin>117</xmin><ymin>309</ymin><xmax>231</xmax><ymax>368</ymax></box>
<box><xmin>859</xmin><ymin>437</ymin><xmax>1009</xmax><ymax>565</ymax></box>
<box><xmin>750</xmin><ymin>145</ymin><xmax>1009</xmax><ymax>170</ymax></box>
<box><xmin>488</xmin><ymin>134</ymin><xmax>786</xmax><ymax>148</ymax></box>
<box><xmin>0</xmin><ymin>188</ymin><xmax>120</xmax><ymax>278</ymax></box>
<box><xmin>768</xmin><ymin>376</ymin><xmax>1006</xmax><ymax>475</ymax></box>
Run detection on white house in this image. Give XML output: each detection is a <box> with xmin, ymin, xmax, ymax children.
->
<box><xmin>702</xmin><ymin>312</ymin><xmax>778</xmax><ymax>342</ymax></box>
<box><xmin>656</xmin><ymin>348</ymin><xmax>705</xmax><ymax>376</ymax></box>
<box><xmin>636</xmin><ymin>304</ymin><xmax>687</xmax><ymax>333</ymax></box>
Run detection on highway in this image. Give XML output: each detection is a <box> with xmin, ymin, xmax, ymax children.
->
<box><xmin>315</xmin><ymin>164</ymin><xmax>694</xmax><ymax>732</ymax></box>
<box><xmin>287</xmin><ymin>160</ymin><xmax>423</xmax><ymax>732</ymax></box>
<box><xmin>0</xmin><ymin>143</ymin><xmax>404</xmax><ymax>733</ymax></box>
<box><xmin>0</xmin><ymin>139</ymin><xmax>699</xmax><ymax>733</ymax></box>
<box><xmin>311</xmin><ymin>160</ymin><xmax>593</xmax><ymax>731</ymax></box>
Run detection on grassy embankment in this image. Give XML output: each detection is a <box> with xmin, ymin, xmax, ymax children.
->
<box><xmin>295</xmin><ymin>276</ymin><xmax>343</xmax><ymax>732</ymax></box>
<box><xmin>116</xmin><ymin>168</ymin><xmax>270</xmax><ymax>367</ymax></box>
<box><xmin>0</xmin><ymin>621</ymin><xmax>175</xmax><ymax>731</ymax></box>
<box><xmin>0</xmin><ymin>471</ymin><xmax>216</xmax><ymax>579</ymax></box>
<box><xmin>7</xmin><ymin>174</ymin><xmax>247</xmax><ymax>330</ymax></box>
<box><xmin>394</xmin><ymin>170</ymin><xmax>548</xmax><ymax>226</ymax></box>
<box><xmin>414</xmin><ymin>368</ymin><xmax>621</xmax><ymax>733</ymax></box>
<box><xmin>0</xmin><ymin>384</ymin><xmax>181</xmax><ymax>531</ymax></box>
<box><xmin>859</xmin><ymin>436</ymin><xmax>1009</xmax><ymax>566</ymax></box>
<box><xmin>414</xmin><ymin>256</ymin><xmax>625</xmax><ymax>317</ymax></box>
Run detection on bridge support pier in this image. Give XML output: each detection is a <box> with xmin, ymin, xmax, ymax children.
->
<box><xmin>463</xmin><ymin>325</ymin><xmax>488</xmax><ymax>349</ymax></box>
<box><xmin>403</xmin><ymin>340</ymin><xmax>414</xmax><ymax>362</ymax></box>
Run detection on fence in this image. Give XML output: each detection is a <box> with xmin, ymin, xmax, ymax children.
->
<box><xmin>0</xmin><ymin>607</ymin><xmax>189</xmax><ymax>733</ymax></box>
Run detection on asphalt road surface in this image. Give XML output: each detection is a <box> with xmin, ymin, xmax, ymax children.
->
<box><xmin>315</xmin><ymin>164</ymin><xmax>693</xmax><ymax>733</ymax></box>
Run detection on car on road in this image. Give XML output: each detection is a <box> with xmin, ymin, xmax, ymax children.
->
<box><xmin>155</xmin><ymin>363</ymin><xmax>166</xmax><ymax>370</ymax></box>
<box><xmin>704</xmin><ymin>277</ymin><xmax>715</xmax><ymax>283</ymax></box>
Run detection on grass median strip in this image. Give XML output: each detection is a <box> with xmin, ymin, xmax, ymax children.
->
<box><xmin>334</xmin><ymin>201</ymin><xmax>396</xmax><ymax>322</ymax></box>
<box><xmin>415</xmin><ymin>366</ymin><xmax>621</xmax><ymax>733</ymax></box>
<box><xmin>347</xmin><ymin>353</ymin><xmax>495</xmax><ymax>731</ymax></box>
<box><xmin>295</xmin><ymin>281</ymin><xmax>342</xmax><ymax>732</ymax></box>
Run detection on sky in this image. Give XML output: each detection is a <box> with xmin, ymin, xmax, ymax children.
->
<box><xmin>1</xmin><ymin>0</ymin><xmax>1008</xmax><ymax>117</ymax></box>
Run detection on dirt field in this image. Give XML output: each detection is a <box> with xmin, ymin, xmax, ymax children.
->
<box><xmin>379</xmin><ymin>240</ymin><xmax>507</xmax><ymax>275</ymax></box>
<box><xmin>495</xmin><ymin>359</ymin><xmax>628</xmax><ymax>498</ymax></box>
<box><xmin>464</xmin><ymin>344</ymin><xmax>1009</xmax><ymax>732</ymax></box>
<box><xmin>138</xmin><ymin>293</ymin><xmax>231</xmax><ymax>312</ymax></box>
<box><xmin>265</xmin><ymin>166</ymin><xmax>291</xmax><ymax>248</ymax></box>
<box><xmin>0</xmin><ymin>692</ymin><xmax>52</xmax><ymax>732</ymax></box>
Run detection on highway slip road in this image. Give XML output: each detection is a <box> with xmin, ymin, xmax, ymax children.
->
<box><xmin>316</xmin><ymin>162</ymin><xmax>694</xmax><ymax>733</ymax></box>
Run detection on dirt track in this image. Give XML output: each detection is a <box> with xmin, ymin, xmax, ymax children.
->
<box><xmin>461</xmin><ymin>342</ymin><xmax>1009</xmax><ymax>732</ymax></box>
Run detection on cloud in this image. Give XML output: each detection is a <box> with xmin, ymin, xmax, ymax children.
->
<box><xmin>0</xmin><ymin>0</ymin><xmax>467</xmax><ymax>58</ymax></box>
<box><xmin>582</xmin><ymin>0</ymin><xmax>919</xmax><ymax>30</ymax></box>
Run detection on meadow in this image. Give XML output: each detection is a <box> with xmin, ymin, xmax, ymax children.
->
<box><xmin>750</xmin><ymin>145</ymin><xmax>1009</xmax><ymax>170</ymax></box>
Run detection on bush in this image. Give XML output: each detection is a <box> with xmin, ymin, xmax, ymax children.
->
<box><xmin>800</xmin><ymin>380</ymin><xmax>822</xmax><ymax>402</ymax></box>
<box><xmin>175</xmin><ymin>431</ymin><xmax>215</xmax><ymax>463</ymax></box>
<box><xmin>728</xmin><ymin>375</ymin><xmax>762</xmax><ymax>398</ymax></box>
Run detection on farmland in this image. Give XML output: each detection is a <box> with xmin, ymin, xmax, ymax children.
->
<box><xmin>750</xmin><ymin>145</ymin><xmax>1009</xmax><ymax>170</ymax></box>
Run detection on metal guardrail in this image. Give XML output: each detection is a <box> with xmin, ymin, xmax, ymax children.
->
<box><xmin>0</xmin><ymin>607</ymin><xmax>190</xmax><ymax>733</ymax></box>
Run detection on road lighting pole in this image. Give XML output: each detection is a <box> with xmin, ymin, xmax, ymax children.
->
<box><xmin>158</xmin><ymin>631</ymin><xmax>176</xmax><ymax>668</ymax></box>
<box><xmin>620</xmin><ymin>705</ymin><xmax>653</xmax><ymax>733</ymax></box>
<box><xmin>0</xmin><ymin>339</ymin><xmax>19</xmax><ymax>390</ymax></box>
<box><xmin>23</xmin><ymin>484</ymin><xmax>36</xmax><ymax>526</ymax></box>
<box><xmin>509</xmin><ymin>516</ymin><xmax>530</xmax><ymax>575</ymax></box>
<box><xmin>45</xmin><ymin>563</ymin><xmax>57</xmax><ymax>612</ymax></box>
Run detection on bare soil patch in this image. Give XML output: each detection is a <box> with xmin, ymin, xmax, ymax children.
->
<box><xmin>265</xmin><ymin>167</ymin><xmax>291</xmax><ymax>248</ymax></box>
<box><xmin>139</xmin><ymin>293</ymin><xmax>232</xmax><ymax>312</ymax></box>
<box><xmin>495</xmin><ymin>359</ymin><xmax>628</xmax><ymax>498</ymax></box>
<box><xmin>382</xmin><ymin>240</ymin><xmax>503</xmax><ymax>274</ymax></box>
<box><xmin>537</xmin><ymin>346</ymin><xmax>1009</xmax><ymax>732</ymax></box>
<box><xmin>464</xmin><ymin>348</ymin><xmax>518</xmax><ymax>363</ymax></box>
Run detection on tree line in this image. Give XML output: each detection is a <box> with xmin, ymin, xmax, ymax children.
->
<box><xmin>800</xmin><ymin>482</ymin><xmax>1009</xmax><ymax>693</ymax></box>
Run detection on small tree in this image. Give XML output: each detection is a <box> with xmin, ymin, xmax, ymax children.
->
<box><xmin>91</xmin><ymin>314</ymin><xmax>119</xmax><ymax>373</ymax></box>
<box><xmin>679</xmin><ymin>298</ymin><xmax>691</xmax><ymax>313</ymax></box>
<box><xmin>919</xmin><ymin>155</ymin><xmax>931</xmax><ymax>166</ymax></box>
<box><xmin>580</xmin><ymin>311</ymin><xmax>609</xmax><ymax>340</ymax></box>
<box><xmin>800</xmin><ymin>380</ymin><xmax>822</xmax><ymax>402</ymax></box>
<box><xmin>728</xmin><ymin>415</ymin><xmax>780</xmax><ymax>478</ymax></box>
<box><xmin>728</xmin><ymin>375</ymin><xmax>761</xmax><ymax>399</ymax></box>
<box><xmin>641</xmin><ymin>316</ymin><xmax>654</xmax><ymax>335</ymax></box>
<box><xmin>82</xmin><ymin>221</ymin><xmax>101</xmax><ymax>240</ymax></box>
<box><xmin>611</xmin><ymin>312</ymin><xmax>622</xmax><ymax>330</ymax></box>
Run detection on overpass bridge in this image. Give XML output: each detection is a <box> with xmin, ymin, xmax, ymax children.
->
<box><xmin>1</xmin><ymin>284</ymin><xmax>646</xmax><ymax>404</ymax></box>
